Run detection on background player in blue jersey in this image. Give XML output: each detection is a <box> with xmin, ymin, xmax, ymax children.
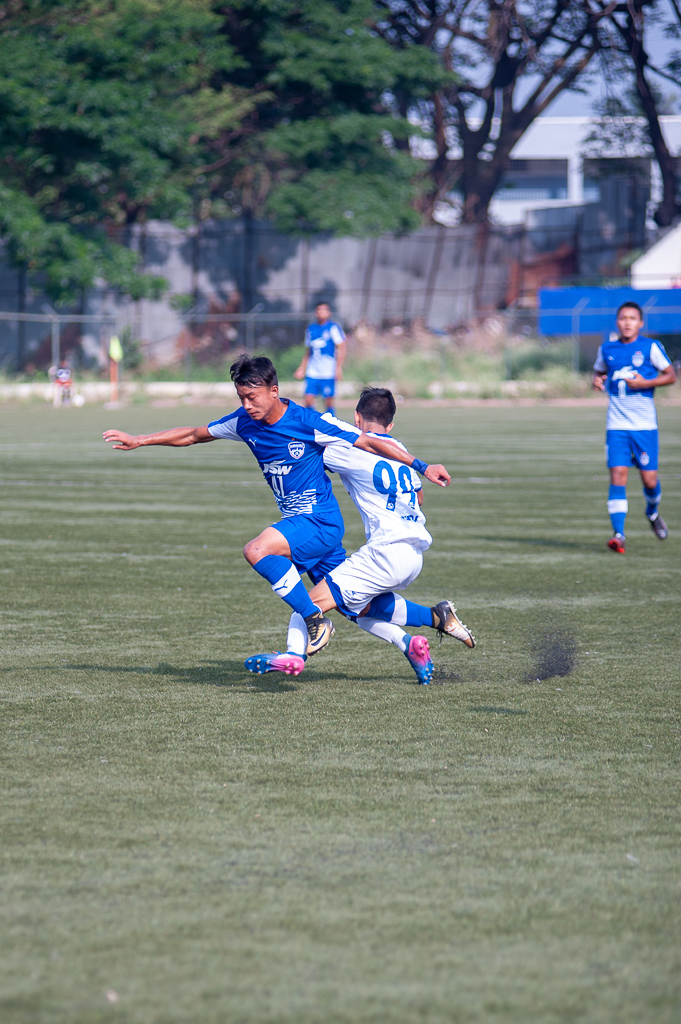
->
<box><xmin>294</xmin><ymin>302</ymin><xmax>346</xmax><ymax>415</ymax></box>
<box><xmin>592</xmin><ymin>301</ymin><xmax>676</xmax><ymax>554</ymax></box>
<box><xmin>103</xmin><ymin>356</ymin><xmax>450</xmax><ymax>654</ymax></box>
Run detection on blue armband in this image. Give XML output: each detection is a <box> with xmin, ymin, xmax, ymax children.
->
<box><xmin>411</xmin><ymin>458</ymin><xmax>429</xmax><ymax>475</ymax></box>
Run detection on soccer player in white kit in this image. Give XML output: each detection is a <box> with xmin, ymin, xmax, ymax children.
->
<box><xmin>245</xmin><ymin>388</ymin><xmax>475</xmax><ymax>684</ymax></box>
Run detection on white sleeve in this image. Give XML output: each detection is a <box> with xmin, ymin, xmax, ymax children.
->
<box><xmin>207</xmin><ymin>414</ymin><xmax>243</xmax><ymax>441</ymax></box>
<box><xmin>313</xmin><ymin>413</ymin><xmax>361</xmax><ymax>447</ymax></box>
<box><xmin>323</xmin><ymin>440</ymin><xmax>355</xmax><ymax>473</ymax></box>
<box><xmin>650</xmin><ymin>341</ymin><xmax>671</xmax><ymax>371</ymax></box>
<box><xmin>330</xmin><ymin>323</ymin><xmax>346</xmax><ymax>346</ymax></box>
<box><xmin>593</xmin><ymin>346</ymin><xmax>606</xmax><ymax>372</ymax></box>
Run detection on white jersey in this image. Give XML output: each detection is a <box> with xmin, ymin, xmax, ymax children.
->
<box><xmin>322</xmin><ymin>423</ymin><xmax>432</xmax><ymax>551</ymax></box>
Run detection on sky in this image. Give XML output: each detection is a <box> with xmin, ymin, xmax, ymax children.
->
<box><xmin>547</xmin><ymin>21</ymin><xmax>680</xmax><ymax>117</ymax></box>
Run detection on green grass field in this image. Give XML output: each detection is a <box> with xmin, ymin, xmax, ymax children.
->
<box><xmin>1</xmin><ymin>401</ymin><xmax>679</xmax><ymax>1024</ymax></box>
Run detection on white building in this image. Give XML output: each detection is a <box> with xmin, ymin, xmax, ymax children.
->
<box><xmin>417</xmin><ymin>115</ymin><xmax>681</xmax><ymax>226</ymax></box>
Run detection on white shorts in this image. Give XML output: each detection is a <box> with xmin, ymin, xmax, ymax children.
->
<box><xmin>325</xmin><ymin>541</ymin><xmax>423</xmax><ymax>616</ymax></box>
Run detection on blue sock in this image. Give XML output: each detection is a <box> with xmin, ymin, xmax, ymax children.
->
<box><xmin>607</xmin><ymin>484</ymin><xmax>628</xmax><ymax>536</ymax></box>
<box><xmin>643</xmin><ymin>481</ymin><xmax>661</xmax><ymax>519</ymax></box>
<box><xmin>366</xmin><ymin>592</ymin><xmax>433</xmax><ymax>628</ymax></box>
<box><xmin>252</xmin><ymin>555</ymin><xmax>318</xmax><ymax>618</ymax></box>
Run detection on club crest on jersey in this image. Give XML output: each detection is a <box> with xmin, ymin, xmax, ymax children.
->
<box><xmin>288</xmin><ymin>441</ymin><xmax>305</xmax><ymax>460</ymax></box>
<box><xmin>632</xmin><ymin>350</ymin><xmax>644</xmax><ymax>367</ymax></box>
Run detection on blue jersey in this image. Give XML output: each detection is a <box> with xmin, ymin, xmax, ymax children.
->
<box><xmin>304</xmin><ymin>320</ymin><xmax>345</xmax><ymax>379</ymax></box>
<box><xmin>207</xmin><ymin>401</ymin><xmax>359</xmax><ymax>519</ymax></box>
<box><xmin>594</xmin><ymin>335</ymin><xmax>671</xmax><ymax>431</ymax></box>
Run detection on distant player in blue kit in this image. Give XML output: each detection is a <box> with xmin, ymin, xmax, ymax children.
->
<box><xmin>294</xmin><ymin>302</ymin><xmax>345</xmax><ymax>415</ymax></box>
<box><xmin>103</xmin><ymin>357</ymin><xmax>450</xmax><ymax>653</ymax></box>
<box><xmin>592</xmin><ymin>301</ymin><xmax>676</xmax><ymax>554</ymax></box>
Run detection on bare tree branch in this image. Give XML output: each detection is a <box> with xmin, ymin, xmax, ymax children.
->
<box><xmin>604</xmin><ymin>0</ymin><xmax>680</xmax><ymax>225</ymax></box>
<box><xmin>377</xmin><ymin>0</ymin><xmax>617</xmax><ymax>222</ymax></box>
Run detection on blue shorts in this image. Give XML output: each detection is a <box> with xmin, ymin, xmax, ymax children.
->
<box><xmin>606</xmin><ymin>429</ymin><xmax>659</xmax><ymax>471</ymax></box>
<box><xmin>304</xmin><ymin>377</ymin><xmax>335</xmax><ymax>398</ymax></box>
<box><xmin>272</xmin><ymin>512</ymin><xmax>346</xmax><ymax>581</ymax></box>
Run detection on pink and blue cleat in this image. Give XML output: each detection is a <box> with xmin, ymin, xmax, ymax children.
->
<box><xmin>405</xmin><ymin>635</ymin><xmax>434</xmax><ymax>685</ymax></box>
<box><xmin>244</xmin><ymin>652</ymin><xmax>306</xmax><ymax>677</ymax></box>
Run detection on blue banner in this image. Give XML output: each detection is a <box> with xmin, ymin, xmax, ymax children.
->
<box><xmin>538</xmin><ymin>288</ymin><xmax>681</xmax><ymax>336</ymax></box>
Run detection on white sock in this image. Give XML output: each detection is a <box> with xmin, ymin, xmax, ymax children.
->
<box><xmin>286</xmin><ymin>612</ymin><xmax>307</xmax><ymax>656</ymax></box>
<box><xmin>356</xmin><ymin>617</ymin><xmax>410</xmax><ymax>653</ymax></box>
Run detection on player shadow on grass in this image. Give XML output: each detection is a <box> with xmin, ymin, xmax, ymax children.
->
<box><xmin>481</xmin><ymin>535</ymin><xmax>581</xmax><ymax>549</ymax></box>
<box><xmin>469</xmin><ymin>705</ymin><xmax>528</xmax><ymax>715</ymax></box>
<box><xmin>62</xmin><ymin>661</ymin><xmax>297</xmax><ymax>693</ymax></box>
<box><xmin>312</xmin><ymin>663</ymin><xmax>470</xmax><ymax>686</ymax></box>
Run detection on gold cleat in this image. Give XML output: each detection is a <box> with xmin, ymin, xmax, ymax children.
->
<box><xmin>431</xmin><ymin>600</ymin><xmax>476</xmax><ymax>648</ymax></box>
<box><xmin>305</xmin><ymin>610</ymin><xmax>335</xmax><ymax>656</ymax></box>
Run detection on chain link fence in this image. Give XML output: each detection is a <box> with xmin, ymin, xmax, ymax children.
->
<box><xmin>1</xmin><ymin>306</ymin><xmax>679</xmax><ymax>404</ymax></box>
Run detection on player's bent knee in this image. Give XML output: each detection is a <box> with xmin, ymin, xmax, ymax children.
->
<box><xmin>243</xmin><ymin>540</ymin><xmax>262</xmax><ymax>565</ymax></box>
<box><xmin>244</xmin><ymin>529</ymin><xmax>290</xmax><ymax>565</ymax></box>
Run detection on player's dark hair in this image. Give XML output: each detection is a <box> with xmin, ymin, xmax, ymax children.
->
<box><xmin>229</xmin><ymin>354</ymin><xmax>278</xmax><ymax>389</ymax></box>
<box><xmin>617</xmin><ymin>300</ymin><xmax>643</xmax><ymax>319</ymax></box>
<box><xmin>356</xmin><ymin>387</ymin><xmax>396</xmax><ymax>427</ymax></box>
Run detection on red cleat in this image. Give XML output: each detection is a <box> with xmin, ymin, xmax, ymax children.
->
<box><xmin>607</xmin><ymin>534</ymin><xmax>626</xmax><ymax>554</ymax></box>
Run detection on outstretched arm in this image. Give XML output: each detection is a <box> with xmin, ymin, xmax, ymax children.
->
<box><xmin>103</xmin><ymin>425</ymin><xmax>216</xmax><ymax>450</ymax></box>
<box><xmin>353</xmin><ymin>433</ymin><xmax>450</xmax><ymax>487</ymax></box>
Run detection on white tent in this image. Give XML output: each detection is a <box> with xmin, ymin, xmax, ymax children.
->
<box><xmin>631</xmin><ymin>223</ymin><xmax>681</xmax><ymax>289</ymax></box>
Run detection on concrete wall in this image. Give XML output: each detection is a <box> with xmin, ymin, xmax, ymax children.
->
<box><xmin>0</xmin><ymin>185</ymin><xmax>654</xmax><ymax>371</ymax></box>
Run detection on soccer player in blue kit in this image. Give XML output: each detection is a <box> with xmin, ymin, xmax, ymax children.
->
<box><xmin>103</xmin><ymin>356</ymin><xmax>450</xmax><ymax>652</ymax></box>
<box><xmin>294</xmin><ymin>302</ymin><xmax>345</xmax><ymax>415</ymax></box>
<box><xmin>246</xmin><ymin>387</ymin><xmax>476</xmax><ymax>684</ymax></box>
<box><xmin>592</xmin><ymin>301</ymin><xmax>676</xmax><ymax>554</ymax></box>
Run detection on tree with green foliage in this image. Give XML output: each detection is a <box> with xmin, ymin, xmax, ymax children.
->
<box><xmin>0</xmin><ymin>0</ymin><xmax>252</xmax><ymax>302</ymax></box>
<box><xmin>0</xmin><ymin>0</ymin><xmax>443</xmax><ymax>300</ymax></box>
<box><xmin>188</xmin><ymin>0</ymin><xmax>444</xmax><ymax>235</ymax></box>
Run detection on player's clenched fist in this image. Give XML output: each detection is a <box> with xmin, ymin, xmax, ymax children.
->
<box><xmin>103</xmin><ymin>429</ymin><xmax>141</xmax><ymax>450</ymax></box>
<box><xmin>424</xmin><ymin>464</ymin><xmax>451</xmax><ymax>487</ymax></box>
